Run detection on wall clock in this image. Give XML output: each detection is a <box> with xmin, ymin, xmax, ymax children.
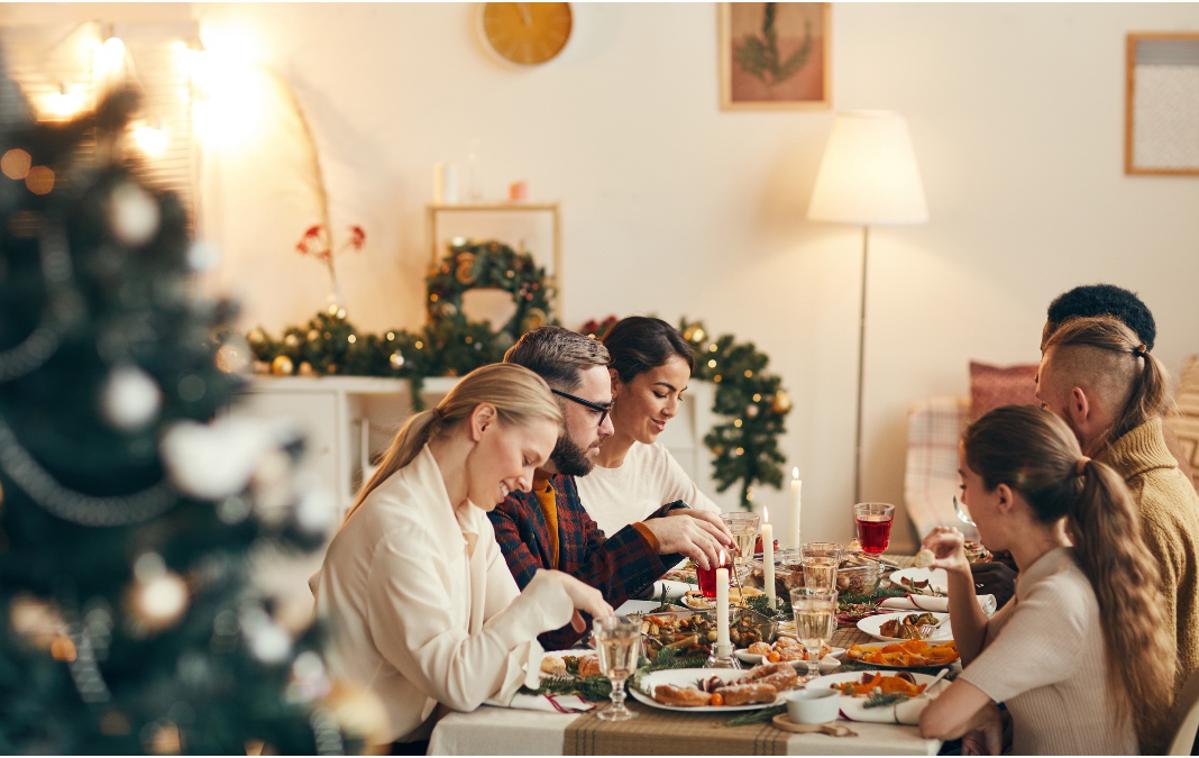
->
<box><xmin>481</xmin><ymin>3</ymin><xmax>573</xmax><ymax>65</ymax></box>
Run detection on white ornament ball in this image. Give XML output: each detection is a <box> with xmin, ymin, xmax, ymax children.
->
<box><xmin>130</xmin><ymin>571</ymin><xmax>189</xmax><ymax>633</ymax></box>
<box><xmin>160</xmin><ymin>416</ymin><xmax>273</xmax><ymax>500</ymax></box>
<box><xmin>186</xmin><ymin>241</ymin><xmax>220</xmax><ymax>272</ymax></box>
<box><xmin>109</xmin><ymin>183</ymin><xmax>160</xmax><ymax>247</ymax></box>
<box><xmin>248</xmin><ymin>620</ymin><xmax>292</xmax><ymax>664</ymax></box>
<box><xmin>101</xmin><ymin>365</ymin><xmax>162</xmax><ymax>430</ymax></box>
<box><xmin>294</xmin><ymin>488</ymin><xmax>336</xmax><ymax>537</ymax></box>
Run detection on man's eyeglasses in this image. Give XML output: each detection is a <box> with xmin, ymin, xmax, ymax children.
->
<box><xmin>551</xmin><ymin>388</ymin><xmax>612</xmax><ymax>427</ymax></box>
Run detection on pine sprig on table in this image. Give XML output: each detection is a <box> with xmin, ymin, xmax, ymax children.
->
<box><xmin>838</xmin><ymin>584</ymin><xmax>907</xmax><ymax>607</ymax></box>
<box><xmin>529</xmin><ymin>675</ymin><xmax>612</xmax><ymax>703</ymax></box>
<box><xmin>744</xmin><ymin>594</ymin><xmax>789</xmax><ymax>619</ymax></box>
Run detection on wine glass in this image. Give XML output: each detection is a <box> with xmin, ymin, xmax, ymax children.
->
<box><xmin>593</xmin><ymin>615</ymin><xmax>642</xmax><ymax>721</ymax></box>
<box><xmin>720</xmin><ymin>512</ymin><xmax>760</xmax><ymax>581</ymax></box>
<box><xmin>790</xmin><ymin>589</ymin><xmax>836</xmax><ymax>681</ymax></box>
<box><xmin>801</xmin><ymin>541</ymin><xmax>842</xmax><ymax>594</ymax></box>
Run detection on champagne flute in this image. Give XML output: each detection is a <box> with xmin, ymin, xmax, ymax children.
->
<box><xmin>593</xmin><ymin>615</ymin><xmax>641</xmax><ymax>721</ymax></box>
<box><xmin>790</xmin><ymin>589</ymin><xmax>836</xmax><ymax>682</ymax></box>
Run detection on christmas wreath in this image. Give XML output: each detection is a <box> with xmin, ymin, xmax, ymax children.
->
<box><xmin>426</xmin><ymin>240</ymin><xmax>553</xmax><ymax>343</ymax></box>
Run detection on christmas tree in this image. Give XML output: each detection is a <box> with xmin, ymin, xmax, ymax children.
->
<box><xmin>0</xmin><ymin>58</ymin><xmax>375</xmax><ymax>752</ymax></box>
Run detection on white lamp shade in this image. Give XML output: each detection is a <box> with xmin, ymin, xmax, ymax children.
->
<box><xmin>807</xmin><ymin>110</ymin><xmax>929</xmax><ymax>226</ymax></box>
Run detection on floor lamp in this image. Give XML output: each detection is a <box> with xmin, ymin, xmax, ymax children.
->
<box><xmin>807</xmin><ymin>111</ymin><xmax>928</xmax><ymax>504</ymax></box>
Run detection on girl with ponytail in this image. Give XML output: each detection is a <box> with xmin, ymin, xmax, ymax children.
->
<box><xmin>312</xmin><ymin>363</ymin><xmax>614</xmax><ymax>750</ymax></box>
<box><xmin>919</xmin><ymin>405</ymin><xmax>1174</xmax><ymax>755</ymax></box>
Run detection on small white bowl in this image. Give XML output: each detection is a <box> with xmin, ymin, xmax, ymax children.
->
<box><xmin>786</xmin><ymin>688</ymin><xmax>840</xmax><ymax>724</ymax></box>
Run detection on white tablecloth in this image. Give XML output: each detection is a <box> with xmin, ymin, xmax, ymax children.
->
<box><xmin>428</xmin><ymin>706</ymin><xmax>942</xmax><ymax>755</ymax></box>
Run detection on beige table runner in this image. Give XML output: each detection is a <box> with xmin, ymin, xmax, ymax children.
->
<box><xmin>564</xmin><ymin>700</ymin><xmax>789</xmax><ymax>755</ymax></box>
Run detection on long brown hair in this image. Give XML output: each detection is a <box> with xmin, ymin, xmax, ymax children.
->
<box><xmin>343</xmin><ymin>363</ymin><xmax>561</xmax><ymax>521</ymax></box>
<box><xmin>963</xmin><ymin>405</ymin><xmax>1175</xmax><ymax>745</ymax></box>
<box><xmin>1043</xmin><ymin>315</ymin><xmax>1172</xmax><ymax>452</ymax></box>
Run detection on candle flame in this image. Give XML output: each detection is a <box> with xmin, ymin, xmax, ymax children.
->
<box><xmin>762</xmin><ymin>506</ymin><xmax>770</xmax><ymax>523</ymax></box>
<box><xmin>792</xmin><ymin>466</ymin><xmax>800</xmax><ymax>480</ymax></box>
<box><xmin>718</xmin><ymin>548</ymin><xmax>727</xmax><ymax>564</ymax></box>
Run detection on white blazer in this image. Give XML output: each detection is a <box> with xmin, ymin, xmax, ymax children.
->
<box><xmin>312</xmin><ymin>445</ymin><xmax>573</xmax><ymax>744</ymax></box>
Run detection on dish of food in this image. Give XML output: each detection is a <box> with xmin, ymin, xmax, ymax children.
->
<box><xmin>539</xmin><ymin>651</ymin><xmax>601</xmax><ymax>678</ymax></box>
<box><xmin>846</xmin><ymin>640</ymin><xmax>959</xmax><ymax>669</ymax></box>
<box><xmin>631</xmin><ymin>663</ymin><xmax>801</xmax><ymax>712</ymax></box>
<box><xmin>814</xmin><ymin>670</ymin><xmax>937</xmax><ymax>699</ymax></box>
<box><xmin>680</xmin><ymin>587</ymin><xmax>763</xmax><ymax>611</ymax></box>
<box><xmin>964</xmin><ymin>540</ymin><xmax>993</xmax><ymax>564</ymax></box>
<box><xmin>887</xmin><ymin>568</ymin><xmax>949</xmax><ymax>596</ymax></box>
<box><xmin>635</xmin><ymin>611</ymin><xmax>715</xmax><ymax>661</ymax></box>
<box><xmin>740</xmin><ymin>638</ymin><xmax>843</xmax><ymax>663</ymax></box>
<box><xmin>857</xmin><ymin>612</ymin><xmax>952</xmax><ymax>642</ymax></box>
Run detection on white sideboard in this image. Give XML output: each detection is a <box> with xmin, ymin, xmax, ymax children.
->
<box><xmin>237</xmin><ymin>376</ymin><xmax>730</xmax><ymax>515</ymax></box>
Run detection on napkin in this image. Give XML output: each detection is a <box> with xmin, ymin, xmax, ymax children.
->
<box><xmin>879</xmin><ymin>594</ymin><xmax>997</xmax><ymax>616</ymax></box>
<box><xmin>487</xmin><ymin>692</ymin><xmax>594</xmax><ymax>714</ymax></box>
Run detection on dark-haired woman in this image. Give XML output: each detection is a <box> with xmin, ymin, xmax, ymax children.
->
<box><xmin>918</xmin><ymin>405</ymin><xmax>1174</xmax><ymax>755</ymax></box>
<box><xmin>576</xmin><ymin>316</ymin><xmax>722</xmax><ymax>536</ymax></box>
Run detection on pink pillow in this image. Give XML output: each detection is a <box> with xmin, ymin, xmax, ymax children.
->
<box><xmin>969</xmin><ymin>361</ymin><xmax>1039</xmax><ymax>421</ymax></box>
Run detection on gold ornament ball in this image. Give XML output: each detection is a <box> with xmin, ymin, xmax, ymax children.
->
<box><xmin>307</xmin><ymin>329</ymin><xmax>319</xmax><ymax>342</ymax></box>
<box><xmin>284</xmin><ymin>333</ymin><xmax>300</xmax><ymax>348</ymax></box>
<box><xmin>389</xmin><ymin>350</ymin><xmax>406</xmax><ymax>370</ymax></box>
<box><xmin>247</xmin><ymin>328</ymin><xmax>266</xmax><ymax>345</ymax></box>
<box><xmin>271</xmin><ymin>355</ymin><xmax>295</xmax><ymax>376</ymax></box>
<box><xmin>772</xmin><ymin>390</ymin><xmax>792</xmax><ymax>414</ymax></box>
<box><xmin>298</xmin><ymin>361</ymin><xmax>316</xmax><ymax>377</ymax></box>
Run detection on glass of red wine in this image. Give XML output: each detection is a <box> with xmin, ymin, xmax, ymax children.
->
<box><xmin>696</xmin><ymin>549</ymin><xmax>733</xmax><ymax>598</ymax></box>
<box><xmin>853</xmin><ymin>502</ymin><xmax>896</xmax><ymax>555</ymax></box>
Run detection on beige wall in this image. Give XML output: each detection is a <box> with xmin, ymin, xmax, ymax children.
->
<box><xmin>6</xmin><ymin>3</ymin><xmax>1199</xmax><ymax>550</ymax></box>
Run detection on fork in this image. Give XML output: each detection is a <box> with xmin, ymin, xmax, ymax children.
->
<box><xmin>917</xmin><ymin>615</ymin><xmax>949</xmax><ymax>640</ymax></box>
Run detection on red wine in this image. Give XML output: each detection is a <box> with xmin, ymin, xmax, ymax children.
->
<box><xmin>696</xmin><ymin>555</ymin><xmax>734</xmax><ymax>598</ymax></box>
<box><xmin>855</xmin><ymin>514</ymin><xmax>893</xmax><ymax>555</ymax></box>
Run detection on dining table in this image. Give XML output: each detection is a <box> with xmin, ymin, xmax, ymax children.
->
<box><xmin>428</xmin><ymin>554</ymin><xmax>951</xmax><ymax>755</ymax></box>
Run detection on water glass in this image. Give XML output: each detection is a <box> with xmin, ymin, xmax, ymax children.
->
<box><xmin>801</xmin><ymin>541</ymin><xmax>842</xmax><ymax>594</ymax></box>
<box><xmin>790</xmin><ymin>589</ymin><xmax>836</xmax><ymax>681</ymax></box>
<box><xmin>593</xmin><ymin>615</ymin><xmax>642</xmax><ymax>721</ymax></box>
<box><xmin>853</xmin><ymin>502</ymin><xmax>895</xmax><ymax>555</ymax></box>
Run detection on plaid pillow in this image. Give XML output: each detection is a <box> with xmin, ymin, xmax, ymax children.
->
<box><xmin>1167</xmin><ymin>355</ymin><xmax>1199</xmax><ymax>491</ymax></box>
<box><xmin>969</xmin><ymin>360</ymin><xmax>1039</xmax><ymax>421</ymax></box>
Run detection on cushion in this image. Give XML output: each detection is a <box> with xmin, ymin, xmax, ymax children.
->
<box><xmin>1167</xmin><ymin>355</ymin><xmax>1199</xmax><ymax>490</ymax></box>
<box><xmin>969</xmin><ymin>361</ymin><xmax>1039</xmax><ymax>421</ymax></box>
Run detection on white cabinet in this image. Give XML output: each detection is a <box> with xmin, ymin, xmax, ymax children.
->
<box><xmin>237</xmin><ymin>375</ymin><xmax>728</xmax><ymax>514</ymax></box>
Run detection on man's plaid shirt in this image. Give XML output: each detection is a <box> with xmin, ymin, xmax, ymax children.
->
<box><xmin>488</xmin><ymin>472</ymin><xmax>681</xmax><ymax>649</ymax></box>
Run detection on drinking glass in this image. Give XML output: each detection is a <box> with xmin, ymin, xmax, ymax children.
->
<box><xmin>853</xmin><ymin>503</ymin><xmax>896</xmax><ymax>555</ymax></box>
<box><xmin>696</xmin><ymin>550</ymin><xmax>733</xmax><ymax>599</ymax></box>
<box><xmin>801</xmin><ymin>541</ymin><xmax>842</xmax><ymax>594</ymax></box>
<box><xmin>720</xmin><ymin>512</ymin><xmax>761</xmax><ymax>581</ymax></box>
<box><xmin>790</xmin><ymin>589</ymin><xmax>836</xmax><ymax>681</ymax></box>
<box><xmin>593</xmin><ymin>615</ymin><xmax>642</xmax><ymax>721</ymax></box>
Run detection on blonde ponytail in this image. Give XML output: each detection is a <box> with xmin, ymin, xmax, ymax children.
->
<box><xmin>343</xmin><ymin>363</ymin><xmax>561</xmax><ymax>522</ymax></box>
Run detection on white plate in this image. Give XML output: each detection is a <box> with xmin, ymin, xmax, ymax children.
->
<box><xmin>630</xmin><ymin>667</ymin><xmax>791</xmax><ymax>713</ymax></box>
<box><xmin>887</xmin><ymin>567</ymin><xmax>949</xmax><ymax>595</ymax></box>
<box><xmin>805</xmin><ymin>669</ymin><xmax>944</xmax><ymax>721</ymax></box>
<box><xmin>856</xmin><ymin>612</ymin><xmax>952</xmax><ymax>642</ymax></box>
<box><xmin>679</xmin><ymin>587</ymin><xmax>763</xmax><ymax>611</ymax></box>
<box><xmin>728</xmin><ymin>647</ymin><xmax>844</xmax><ymax>671</ymax></box>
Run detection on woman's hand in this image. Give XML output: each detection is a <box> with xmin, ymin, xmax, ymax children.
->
<box><xmin>541</xmin><ymin>571</ymin><xmax>614</xmax><ymax>632</ymax></box>
<box><xmin>922</xmin><ymin>526</ymin><xmax>971</xmax><ymax>577</ymax></box>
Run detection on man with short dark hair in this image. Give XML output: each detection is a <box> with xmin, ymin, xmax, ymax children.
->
<box><xmin>490</xmin><ymin>326</ymin><xmax>735</xmax><ymax>648</ymax></box>
<box><xmin>1041</xmin><ymin>283</ymin><xmax>1156</xmax><ymax>352</ymax></box>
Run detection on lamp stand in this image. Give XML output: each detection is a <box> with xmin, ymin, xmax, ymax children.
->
<box><xmin>853</xmin><ymin>225</ymin><xmax>870</xmax><ymax>505</ymax></box>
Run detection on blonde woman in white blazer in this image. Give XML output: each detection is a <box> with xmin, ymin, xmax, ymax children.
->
<box><xmin>312</xmin><ymin>364</ymin><xmax>613</xmax><ymax>750</ymax></box>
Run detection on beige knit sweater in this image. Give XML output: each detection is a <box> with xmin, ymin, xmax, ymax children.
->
<box><xmin>1099</xmin><ymin>417</ymin><xmax>1199</xmax><ymax>688</ymax></box>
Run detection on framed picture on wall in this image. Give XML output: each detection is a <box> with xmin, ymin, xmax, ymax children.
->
<box><xmin>1125</xmin><ymin>32</ymin><xmax>1199</xmax><ymax>175</ymax></box>
<box><xmin>719</xmin><ymin>2</ymin><xmax>830</xmax><ymax>111</ymax></box>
